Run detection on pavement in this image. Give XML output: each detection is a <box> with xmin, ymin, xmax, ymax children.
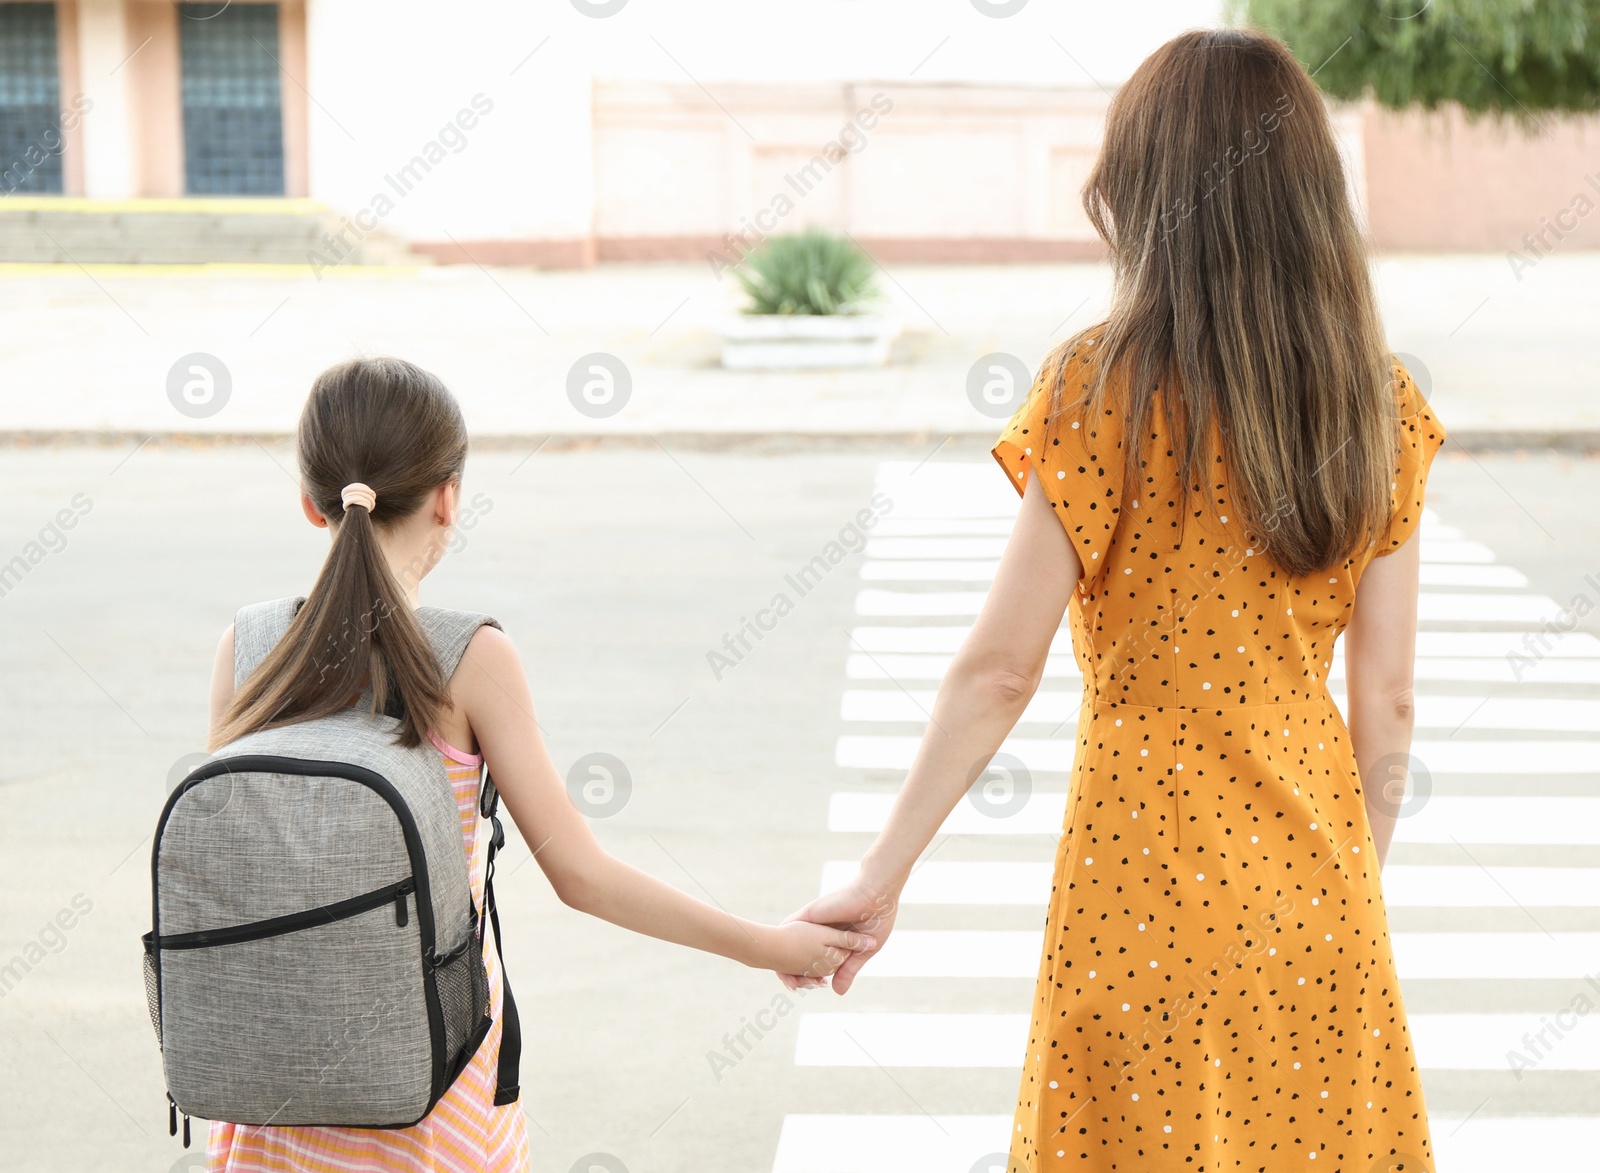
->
<box><xmin>0</xmin><ymin>253</ymin><xmax>1596</xmax><ymax>445</ymax></box>
<box><xmin>1</xmin><ymin>436</ymin><xmax>1598</xmax><ymax>1172</ymax></box>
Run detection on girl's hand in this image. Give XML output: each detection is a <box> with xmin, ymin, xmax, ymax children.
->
<box><xmin>756</xmin><ymin>920</ymin><xmax>874</xmax><ymax>984</ymax></box>
<box><xmin>778</xmin><ymin>874</ymin><xmax>899</xmax><ymax>994</ymax></box>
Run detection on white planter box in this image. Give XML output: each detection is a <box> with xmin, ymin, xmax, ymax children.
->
<box><xmin>720</xmin><ymin>313</ymin><xmax>900</xmax><ymax>370</ymax></box>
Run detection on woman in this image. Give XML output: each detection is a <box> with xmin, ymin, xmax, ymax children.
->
<box><xmin>787</xmin><ymin>27</ymin><xmax>1445</xmax><ymax>1173</ymax></box>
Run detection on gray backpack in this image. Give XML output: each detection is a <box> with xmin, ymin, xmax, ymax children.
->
<box><xmin>142</xmin><ymin>598</ymin><xmax>521</xmax><ymax>1142</ymax></box>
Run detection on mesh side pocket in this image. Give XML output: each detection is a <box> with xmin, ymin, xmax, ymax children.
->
<box><xmin>433</xmin><ymin>936</ymin><xmax>489</xmax><ymax>1068</ymax></box>
<box><xmin>141</xmin><ymin>940</ymin><xmax>161</xmax><ymax>1046</ymax></box>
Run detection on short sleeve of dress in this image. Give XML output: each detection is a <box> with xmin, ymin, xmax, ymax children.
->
<box><xmin>992</xmin><ymin>352</ymin><xmax>1126</xmax><ymax>576</ymax></box>
<box><xmin>1372</xmin><ymin>357</ymin><xmax>1447</xmax><ymax>557</ymax></box>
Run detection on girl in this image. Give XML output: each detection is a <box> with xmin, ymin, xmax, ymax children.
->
<box><xmin>204</xmin><ymin>356</ymin><xmax>869</xmax><ymax>1171</ymax></box>
<box><xmin>790</xmin><ymin>27</ymin><xmax>1445</xmax><ymax>1173</ymax></box>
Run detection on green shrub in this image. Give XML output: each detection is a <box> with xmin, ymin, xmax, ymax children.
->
<box><xmin>734</xmin><ymin>231</ymin><xmax>881</xmax><ymax>316</ymax></box>
<box><xmin>1238</xmin><ymin>0</ymin><xmax>1600</xmax><ymax>120</ymax></box>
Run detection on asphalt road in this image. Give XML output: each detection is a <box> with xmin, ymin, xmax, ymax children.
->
<box><xmin>1</xmin><ymin>439</ymin><xmax>1596</xmax><ymax>1173</ymax></box>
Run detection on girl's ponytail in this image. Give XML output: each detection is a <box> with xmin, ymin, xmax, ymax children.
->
<box><xmin>211</xmin><ymin>358</ymin><xmax>470</xmax><ymax>750</ymax></box>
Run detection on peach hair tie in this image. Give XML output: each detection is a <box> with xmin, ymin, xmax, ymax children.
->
<box><xmin>340</xmin><ymin>482</ymin><xmax>377</xmax><ymax>513</ymax></box>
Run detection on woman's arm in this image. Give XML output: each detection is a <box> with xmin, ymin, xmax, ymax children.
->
<box><xmin>788</xmin><ymin>467</ymin><xmax>1080</xmax><ymax>992</ymax></box>
<box><xmin>1342</xmin><ymin>528</ymin><xmax>1423</xmax><ymax>866</ymax></box>
<box><xmin>452</xmin><ymin>626</ymin><xmax>869</xmax><ymax>980</ymax></box>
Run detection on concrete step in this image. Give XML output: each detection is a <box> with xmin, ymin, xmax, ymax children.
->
<box><xmin>0</xmin><ymin>198</ymin><xmax>420</xmax><ymax>265</ymax></box>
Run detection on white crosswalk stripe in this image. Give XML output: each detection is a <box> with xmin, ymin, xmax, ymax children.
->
<box><xmin>793</xmin><ymin>1010</ymin><xmax>1600</xmax><ymax>1071</ymax></box>
<box><xmin>857</xmin><ymin>586</ymin><xmax>1573</xmax><ymax>622</ymax></box>
<box><xmin>841</xmin><ymin>688</ymin><xmax>1600</xmax><ymax>733</ymax></box>
<box><xmin>846</xmin><ymin>652</ymin><xmax>1084</xmax><ymax>680</ymax></box>
<box><xmin>848</xmin><ymin>627</ymin><xmax>1600</xmax><ymax>657</ymax></box>
<box><xmin>828</xmin><ymin>790</ymin><xmax>1600</xmax><ymax>844</ymax></box>
<box><xmin>822</xmin><ymin>859</ymin><xmax>1600</xmax><ymax>909</ymax></box>
<box><xmin>821</xmin><ymin>859</ymin><xmax>1054</xmax><ymax>904</ymax></box>
<box><xmin>859</xmin><ymin>930</ymin><xmax>1041</xmax><ymax>978</ymax></box>
<box><xmin>836</xmin><ymin>734</ymin><xmax>1600</xmax><ymax>773</ymax></box>
<box><xmin>795</xmin><ymin>1014</ymin><xmax>1028</xmax><ymax>1067</ymax></box>
<box><xmin>847</xmin><ymin>650</ymin><xmax>1600</xmax><ymax>684</ymax></box>
<box><xmin>773</xmin><ymin>461</ymin><xmax>1600</xmax><ymax>1170</ymax></box>
<box><xmin>772</xmin><ymin>1115</ymin><xmax>1013</xmax><ymax>1173</ymax></box>
<box><xmin>772</xmin><ymin>1114</ymin><xmax>1600</xmax><ymax>1172</ymax></box>
<box><xmin>842</xmin><ymin>928</ymin><xmax>1600</xmax><ymax>981</ymax></box>
<box><xmin>860</xmin><ymin>559</ymin><xmax>1532</xmax><ymax>587</ymax></box>
<box><xmin>864</xmin><ymin>537</ymin><xmax>1010</xmax><ymax>559</ymax></box>
<box><xmin>875</xmin><ymin>519</ymin><xmax>1016</xmax><ymax>536</ymax></box>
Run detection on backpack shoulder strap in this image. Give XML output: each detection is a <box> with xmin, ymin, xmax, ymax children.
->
<box><xmin>415</xmin><ymin>607</ymin><xmax>502</xmax><ymax>681</ymax></box>
<box><xmin>417</xmin><ymin>604</ymin><xmax>519</xmax><ymax>1106</ymax></box>
<box><xmin>233</xmin><ymin>601</ymin><xmax>496</xmax><ymax>693</ymax></box>
<box><xmin>233</xmin><ymin>597</ymin><xmax>305</xmax><ymax>689</ymax></box>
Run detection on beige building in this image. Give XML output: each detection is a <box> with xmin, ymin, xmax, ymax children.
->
<box><xmin>2</xmin><ymin>0</ymin><xmax>1597</xmax><ymax>265</ymax></box>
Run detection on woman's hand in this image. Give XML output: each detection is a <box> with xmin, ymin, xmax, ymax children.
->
<box><xmin>755</xmin><ymin>920</ymin><xmax>875</xmax><ymax>984</ymax></box>
<box><xmin>778</xmin><ymin>874</ymin><xmax>899</xmax><ymax>994</ymax></box>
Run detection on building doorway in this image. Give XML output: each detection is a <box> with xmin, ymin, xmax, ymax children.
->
<box><xmin>178</xmin><ymin>2</ymin><xmax>284</xmax><ymax>194</ymax></box>
<box><xmin>0</xmin><ymin>2</ymin><xmax>64</xmax><ymax>194</ymax></box>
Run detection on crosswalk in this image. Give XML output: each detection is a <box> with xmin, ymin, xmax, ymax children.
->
<box><xmin>771</xmin><ymin>460</ymin><xmax>1600</xmax><ymax>1173</ymax></box>
<box><xmin>772</xmin><ymin>1115</ymin><xmax>1600</xmax><ymax>1173</ymax></box>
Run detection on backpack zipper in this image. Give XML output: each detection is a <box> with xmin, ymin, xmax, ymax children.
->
<box><xmin>167</xmin><ymin>1091</ymin><xmax>190</xmax><ymax>1147</ymax></box>
<box><xmin>149</xmin><ymin>878</ymin><xmax>416</xmax><ymax>952</ymax></box>
<box><xmin>154</xmin><ymin>880</ymin><xmax>415</xmax><ymax>1140</ymax></box>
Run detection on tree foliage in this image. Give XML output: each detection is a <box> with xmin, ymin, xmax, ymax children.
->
<box><xmin>1239</xmin><ymin>0</ymin><xmax>1600</xmax><ymax>119</ymax></box>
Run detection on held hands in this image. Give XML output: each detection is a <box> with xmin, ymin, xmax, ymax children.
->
<box><xmin>778</xmin><ymin>872</ymin><xmax>899</xmax><ymax>994</ymax></box>
<box><xmin>756</xmin><ymin>919</ymin><xmax>876</xmax><ymax>985</ymax></box>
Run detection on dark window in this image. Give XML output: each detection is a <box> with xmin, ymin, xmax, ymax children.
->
<box><xmin>0</xmin><ymin>3</ymin><xmax>65</xmax><ymax>195</ymax></box>
<box><xmin>179</xmin><ymin>3</ymin><xmax>285</xmax><ymax>195</ymax></box>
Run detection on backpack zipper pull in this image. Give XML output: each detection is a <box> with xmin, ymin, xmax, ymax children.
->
<box><xmin>167</xmin><ymin>1093</ymin><xmax>177</xmax><ymax>1137</ymax></box>
<box><xmin>395</xmin><ymin>884</ymin><xmax>409</xmax><ymax>928</ymax></box>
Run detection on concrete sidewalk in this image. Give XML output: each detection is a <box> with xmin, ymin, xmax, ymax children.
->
<box><xmin>0</xmin><ymin>252</ymin><xmax>1594</xmax><ymax>445</ymax></box>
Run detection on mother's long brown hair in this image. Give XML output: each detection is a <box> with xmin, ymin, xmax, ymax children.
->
<box><xmin>211</xmin><ymin>357</ymin><xmax>469</xmax><ymax>750</ymax></box>
<box><xmin>1040</xmin><ymin>27</ymin><xmax>1396</xmax><ymax>576</ymax></box>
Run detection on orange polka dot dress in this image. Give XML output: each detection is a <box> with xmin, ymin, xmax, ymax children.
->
<box><xmin>991</xmin><ymin>345</ymin><xmax>1446</xmax><ymax>1172</ymax></box>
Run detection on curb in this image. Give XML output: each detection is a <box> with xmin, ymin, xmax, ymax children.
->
<box><xmin>1</xmin><ymin>430</ymin><xmax>1596</xmax><ymax>455</ymax></box>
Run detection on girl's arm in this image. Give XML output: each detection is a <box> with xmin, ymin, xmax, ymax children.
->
<box><xmin>208</xmin><ymin>624</ymin><xmax>236</xmax><ymax>738</ymax></box>
<box><xmin>451</xmin><ymin>627</ymin><xmax>870</xmax><ymax>981</ymax></box>
<box><xmin>1342</xmin><ymin>527</ymin><xmax>1423</xmax><ymax>866</ymax></box>
<box><xmin>207</xmin><ymin>617</ymin><xmax>864</xmax><ymax>980</ymax></box>
<box><xmin>787</xmin><ymin>467</ymin><xmax>1079</xmax><ymax>993</ymax></box>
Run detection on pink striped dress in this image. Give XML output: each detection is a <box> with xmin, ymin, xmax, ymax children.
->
<box><xmin>207</xmin><ymin>735</ymin><xmax>532</xmax><ymax>1172</ymax></box>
